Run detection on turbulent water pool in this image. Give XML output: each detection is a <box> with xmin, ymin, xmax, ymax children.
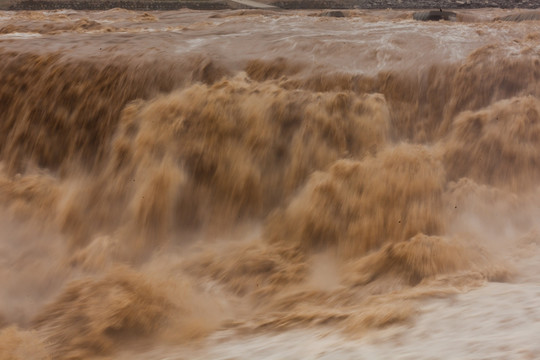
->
<box><xmin>1</xmin><ymin>8</ymin><xmax>540</xmax><ymax>359</ymax></box>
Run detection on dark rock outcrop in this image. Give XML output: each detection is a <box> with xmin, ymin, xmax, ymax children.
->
<box><xmin>413</xmin><ymin>10</ymin><xmax>457</xmax><ymax>21</ymax></box>
<box><xmin>321</xmin><ymin>10</ymin><xmax>346</xmax><ymax>16</ymax></box>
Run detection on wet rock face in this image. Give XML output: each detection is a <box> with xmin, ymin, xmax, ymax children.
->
<box><xmin>321</xmin><ymin>10</ymin><xmax>346</xmax><ymax>17</ymax></box>
<box><xmin>413</xmin><ymin>10</ymin><xmax>457</xmax><ymax>21</ymax></box>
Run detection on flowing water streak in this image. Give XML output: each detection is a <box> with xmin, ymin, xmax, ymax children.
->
<box><xmin>0</xmin><ymin>8</ymin><xmax>540</xmax><ymax>359</ymax></box>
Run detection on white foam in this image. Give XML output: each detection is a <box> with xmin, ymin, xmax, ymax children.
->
<box><xmin>0</xmin><ymin>32</ymin><xmax>42</xmax><ymax>39</ymax></box>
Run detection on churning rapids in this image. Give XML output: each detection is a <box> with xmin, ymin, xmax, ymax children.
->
<box><xmin>1</xmin><ymin>7</ymin><xmax>540</xmax><ymax>360</ymax></box>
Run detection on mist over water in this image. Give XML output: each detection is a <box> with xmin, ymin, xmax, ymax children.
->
<box><xmin>1</xmin><ymin>8</ymin><xmax>540</xmax><ymax>359</ymax></box>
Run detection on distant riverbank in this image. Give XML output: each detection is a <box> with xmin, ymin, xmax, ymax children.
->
<box><xmin>1</xmin><ymin>0</ymin><xmax>538</xmax><ymax>11</ymax></box>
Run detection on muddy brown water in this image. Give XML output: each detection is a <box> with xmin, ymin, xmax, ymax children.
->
<box><xmin>1</xmin><ymin>8</ymin><xmax>540</xmax><ymax>359</ymax></box>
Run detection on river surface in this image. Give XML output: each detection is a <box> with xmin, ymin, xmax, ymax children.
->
<box><xmin>1</xmin><ymin>8</ymin><xmax>540</xmax><ymax>360</ymax></box>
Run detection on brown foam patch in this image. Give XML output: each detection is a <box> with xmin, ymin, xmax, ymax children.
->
<box><xmin>443</xmin><ymin>96</ymin><xmax>540</xmax><ymax>190</ymax></box>
<box><xmin>345</xmin><ymin>234</ymin><xmax>470</xmax><ymax>287</ymax></box>
<box><xmin>266</xmin><ymin>144</ymin><xmax>445</xmax><ymax>257</ymax></box>
<box><xmin>32</xmin><ymin>267</ymin><xmax>177</xmax><ymax>359</ymax></box>
<box><xmin>0</xmin><ymin>326</ymin><xmax>50</xmax><ymax>360</ymax></box>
